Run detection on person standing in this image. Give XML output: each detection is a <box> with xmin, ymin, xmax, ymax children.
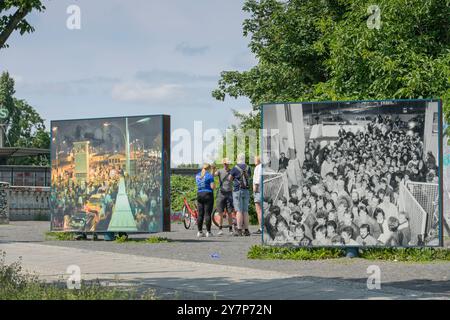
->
<box><xmin>195</xmin><ymin>163</ymin><xmax>215</xmax><ymax>238</ymax></box>
<box><xmin>230</xmin><ymin>153</ymin><xmax>252</xmax><ymax>236</ymax></box>
<box><xmin>285</xmin><ymin>149</ymin><xmax>301</xmax><ymax>187</ymax></box>
<box><xmin>215</xmin><ymin>158</ymin><xmax>234</xmax><ymax>235</ymax></box>
<box><xmin>253</xmin><ymin>155</ymin><xmax>263</xmax><ymax>235</ymax></box>
<box><xmin>279</xmin><ymin>152</ymin><xmax>289</xmax><ymax>171</ymax></box>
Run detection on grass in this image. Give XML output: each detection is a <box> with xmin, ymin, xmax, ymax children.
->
<box><xmin>0</xmin><ymin>251</ymin><xmax>157</xmax><ymax>300</ymax></box>
<box><xmin>248</xmin><ymin>245</ymin><xmax>450</xmax><ymax>262</ymax></box>
<box><xmin>44</xmin><ymin>232</ymin><xmax>173</xmax><ymax>243</ymax></box>
<box><xmin>45</xmin><ymin>231</ymin><xmax>75</xmax><ymax>241</ymax></box>
<box><xmin>114</xmin><ymin>235</ymin><xmax>173</xmax><ymax>244</ymax></box>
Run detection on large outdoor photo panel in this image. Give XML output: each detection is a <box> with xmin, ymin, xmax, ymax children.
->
<box><xmin>50</xmin><ymin>115</ymin><xmax>171</xmax><ymax>233</ymax></box>
<box><xmin>262</xmin><ymin>100</ymin><xmax>442</xmax><ymax>247</ymax></box>
<box><xmin>444</xmin><ymin>121</ymin><xmax>450</xmax><ymax>238</ymax></box>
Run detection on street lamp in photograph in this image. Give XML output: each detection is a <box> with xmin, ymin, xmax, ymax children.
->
<box><xmin>103</xmin><ymin>117</ymin><xmax>151</xmax><ymax>175</ymax></box>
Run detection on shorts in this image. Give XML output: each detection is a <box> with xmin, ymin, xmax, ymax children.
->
<box><xmin>216</xmin><ymin>191</ymin><xmax>234</xmax><ymax>213</ymax></box>
<box><xmin>254</xmin><ymin>192</ymin><xmax>262</xmax><ymax>204</ymax></box>
<box><xmin>233</xmin><ymin>189</ymin><xmax>250</xmax><ymax>213</ymax></box>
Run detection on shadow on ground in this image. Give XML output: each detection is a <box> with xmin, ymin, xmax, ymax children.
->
<box><xmin>58</xmin><ymin>274</ymin><xmax>450</xmax><ymax>300</ymax></box>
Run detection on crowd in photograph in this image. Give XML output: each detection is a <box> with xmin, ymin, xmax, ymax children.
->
<box><xmin>51</xmin><ymin>154</ymin><xmax>162</xmax><ymax>233</ymax></box>
<box><xmin>264</xmin><ymin>114</ymin><xmax>438</xmax><ymax>247</ymax></box>
<box><xmin>51</xmin><ymin>163</ymin><xmax>120</xmax><ymax>232</ymax></box>
<box><xmin>127</xmin><ymin>155</ymin><xmax>162</xmax><ymax>232</ymax></box>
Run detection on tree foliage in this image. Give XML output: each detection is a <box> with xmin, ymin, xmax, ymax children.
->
<box><xmin>213</xmin><ymin>0</ymin><xmax>450</xmax><ymax>124</ymax></box>
<box><xmin>0</xmin><ymin>71</ymin><xmax>50</xmax><ymax>164</ymax></box>
<box><xmin>0</xmin><ymin>0</ymin><xmax>45</xmax><ymax>49</ymax></box>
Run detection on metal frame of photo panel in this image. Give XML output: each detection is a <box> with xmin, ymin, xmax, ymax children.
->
<box><xmin>260</xmin><ymin>99</ymin><xmax>443</xmax><ymax>248</ymax></box>
<box><xmin>50</xmin><ymin>114</ymin><xmax>171</xmax><ymax>234</ymax></box>
<box><xmin>443</xmin><ymin>120</ymin><xmax>450</xmax><ymax>237</ymax></box>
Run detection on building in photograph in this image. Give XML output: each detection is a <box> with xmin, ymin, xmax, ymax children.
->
<box><xmin>73</xmin><ymin>141</ymin><xmax>90</xmax><ymax>182</ymax></box>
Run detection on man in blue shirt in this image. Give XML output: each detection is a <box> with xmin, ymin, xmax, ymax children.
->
<box><xmin>229</xmin><ymin>154</ymin><xmax>252</xmax><ymax>236</ymax></box>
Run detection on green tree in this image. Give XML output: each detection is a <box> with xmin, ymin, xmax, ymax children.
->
<box><xmin>0</xmin><ymin>0</ymin><xmax>45</xmax><ymax>49</ymax></box>
<box><xmin>0</xmin><ymin>71</ymin><xmax>50</xmax><ymax>164</ymax></box>
<box><xmin>215</xmin><ymin>109</ymin><xmax>260</xmax><ymax>165</ymax></box>
<box><xmin>213</xmin><ymin>0</ymin><xmax>450</xmax><ymax>124</ymax></box>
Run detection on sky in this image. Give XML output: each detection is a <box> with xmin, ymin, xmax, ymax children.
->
<box><xmin>0</xmin><ymin>0</ymin><xmax>257</xmax><ymax>164</ymax></box>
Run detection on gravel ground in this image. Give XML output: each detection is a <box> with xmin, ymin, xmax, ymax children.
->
<box><xmin>1</xmin><ymin>221</ymin><xmax>449</xmax><ymax>296</ymax></box>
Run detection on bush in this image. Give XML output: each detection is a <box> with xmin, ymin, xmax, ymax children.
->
<box><xmin>0</xmin><ymin>251</ymin><xmax>157</xmax><ymax>300</ymax></box>
<box><xmin>248</xmin><ymin>245</ymin><xmax>345</xmax><ymax>260</ymax></box>
<box><xmin>359</xmin><ymin>247</ymin><xmax>450</xmax><ymax>262</ymax></box>
<box><xmin>171</xmin><ymin>175</ymin><xmax>197</xmax><ymax>213</ymax></box>
<box><xmin>248</xmin><ymin>245</ymin><xmax>450</xmax><ymax>262</ymax></box>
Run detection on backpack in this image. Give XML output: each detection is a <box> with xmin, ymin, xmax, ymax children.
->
<box><xmin>235</xmin><ymin>165</ymin><xmax>249</xmax><ymax>189</ymax></box>
<box><xmin>218</xmin><ymin>169</ymin><xmax>231</xmax><ymax>193</ymax></box>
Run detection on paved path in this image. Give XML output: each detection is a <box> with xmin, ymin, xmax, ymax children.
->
<box><xmin>0</xmin><ymin>242</ymin><xmax>447</xmax><ymax>300</ymax></box>
<box><xmin>1</xmin><ymin>222</ymin><xmax>449</xmax><ymax>299</ymax></box>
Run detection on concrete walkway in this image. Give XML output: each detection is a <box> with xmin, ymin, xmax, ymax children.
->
<box><xmin>0</xmin><ymin>242</ymin><xmax>447</xmax><ymax>300</ymax></box>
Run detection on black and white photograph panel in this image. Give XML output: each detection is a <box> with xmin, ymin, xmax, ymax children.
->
<box><xmin>262</xmin><ymin>100</ymin><xmax>441</xmax><ymax>248</ymax></box>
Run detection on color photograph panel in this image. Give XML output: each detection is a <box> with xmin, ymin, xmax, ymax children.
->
<box><xmin>50</xmin><ymin>116</ymin><xmax>164</xmax><ymax>233</ymax></box>
<box><xmin>262</xmin><ymin>100</ymin><xmax>441</xmax><ymax>247</ymax></box>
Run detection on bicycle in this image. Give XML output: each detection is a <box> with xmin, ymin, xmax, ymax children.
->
<box><xmin>182</xmin><ymin>195</ymin><xmax>237</xmax><ymax>230</ymax></box>
<box><xmin>212</xmin><ymin>208</ymin><xmax>236</xmax><ymax>229</ymax></box>
<box><xmin>182</xmin><ymin>195</ymin><xmax>199</xmax><ymax>229</ymax></box>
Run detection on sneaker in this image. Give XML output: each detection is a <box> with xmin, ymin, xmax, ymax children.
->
<box><xmin>228</xmin><ymin>228</ymin><xmax>233</xmax><ymax>234</ymax></box>
<box><xmin>197</xmin><ymin>231</ymin><xmax>205</xmax><ymax>238</ymax></box>
<box><xmin>217</xmin><ymin>229</ymin><xmax>223</xmax><ymax>236</ymax></box>
<box><xmin>252</xmin><ymin>229</ymin><xmax>262</xmax><ymax>235</ymax></box>
<box><xmin>233</xmin><ymin>229</ymin><xmax>243</xmax><ymax>237</ymax></box>
<box><xmin>206</xmin><ymin>231</ymin><xmax>213</xmax><ymax>237</ymax></box>
<box><xmin>244</xmin><ymin>229</ymin><xmax>251</xmax><ymax>237</ymax></box>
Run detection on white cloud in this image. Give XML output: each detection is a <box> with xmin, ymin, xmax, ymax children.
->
<box><xmin>111</xmin><ymin>82</ymin><xmax>183</xmax><ymax>103</ymax></box>
<box><xmin>175</xmin><ymin>42</ymin><xmax>210</xmax><ymax>56</ymax></box>
<box><xmin>15</xmin><ymin>76</ymin><xmax>118</xmax><ymax>96</ymax></box>
<box><xmin>136</xmin><ymin>69</ymin><xmax>217</xmax><ymax>84</ymax></box>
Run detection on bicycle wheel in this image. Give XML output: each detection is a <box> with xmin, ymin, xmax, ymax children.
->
<box><xmin>182</xmin><ymin>205</ymin><xmax>192</xmax><ymax>229</ymax></box>
<box><xmin>212</xmin><ymin>209</ymin><xmax>231</xmax><ymax>228</ymax></box>
<box><xmin>212</xmin><ymin>209</ymin><xmax>222</xmax><ymax>228</ymax></box>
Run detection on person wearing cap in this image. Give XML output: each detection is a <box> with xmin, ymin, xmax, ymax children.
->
<box><xmin>214</xmin><ymin>158</ymin><xmax>234</xmax><ymax>235</ymax></box>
